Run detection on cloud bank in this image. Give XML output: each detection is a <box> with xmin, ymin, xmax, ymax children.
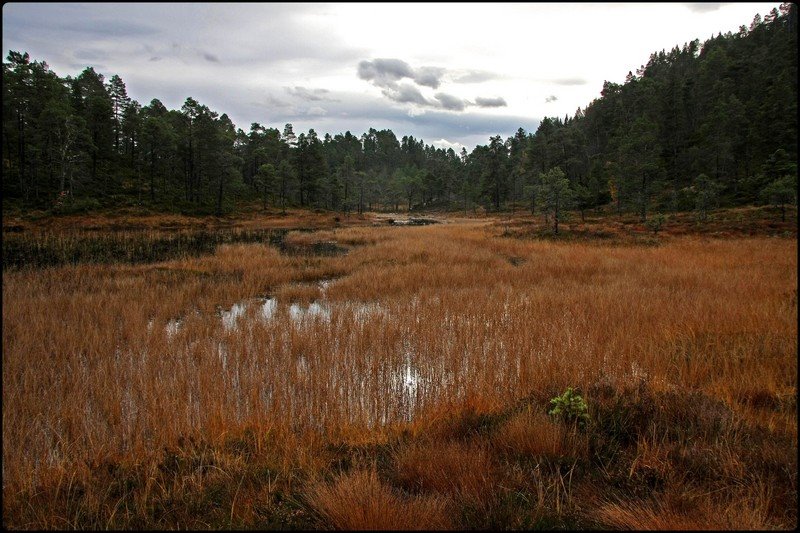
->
<box><xmin>358</xmin><ymin>57</ymin><xmax>507</xmax><ymax>112</ymax></box>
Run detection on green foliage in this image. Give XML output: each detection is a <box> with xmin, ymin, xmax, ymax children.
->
<box><xmin>256</xmin><ymin>163</ymin><xmax>277</xmax><ymax>209</ymax></box>
<box><xmin>395</xmin><ymin>166</ymin><xmax>424</xmax><ymax>211</ymax></box>
<box><xmin>694</xmin><ymin>174</ymin><xmax>723</xmax><ymax>223</ymax></box>
<box><xmin>645</xmin><ymin>212</ymin><xmax>667</xmax><ymax>234</ymax></box>
<box><xmin>536</xmin><ymin>167</ymin><xmax>575</xmax><ymax>234</ymax></box>
<box><xmin>548</xmin><ymin>387</ymin><xmax>590</xmax><ymax>428</ymax></box>
<box><xmin>760</xmin><ymin>174</ymin><xmax>797</xmax><ymax>221</ymax></box>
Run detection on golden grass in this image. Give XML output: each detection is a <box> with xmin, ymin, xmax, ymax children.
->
<box><xmin>1</xmin><ymin>212</ymin><xmax>796</xmax><ymax>529</ymax></box>
<box><xmin>307</xmin><ymin>469</ymin><xmax>453</xmax><ymax>530</ymax></box>
<box><xmin>392</xmin><ymin>440</ymin><xmax>497</xmax><ymax>504</ymax></box>
<box><xmin>595</xmin><ymin>487</ymin><xmax>777</xmax><ymax>530</ymax></box>
<box><xmin>492</xmin><ymin>407</ymin><xmax>577</xmax><ymax>459</ymax></box>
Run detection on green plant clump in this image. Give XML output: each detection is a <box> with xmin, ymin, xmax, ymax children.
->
<box><xmin>645</xmin><ymin>213</ymin><xmax>667</xmax><ymax>234</ymax></box>
<box><xmin>548</xmin><ymin>387</ymin><xmax>590</xmax><ymax>428</ymax></box>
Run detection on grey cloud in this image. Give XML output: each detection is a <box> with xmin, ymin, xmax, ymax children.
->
<box><xmin>683</xmin><ymin>3</ymin><xmax>727</xmax><ymax>13</ymax></box>
<box><xmin>545</xmin><ymin>95</ymin><xmax>558</xmax><ymax>103</ymax></box>
<box><xmin>359</xmin><ymin>59</ymin><xmax>507</xmax><ymax>113</ymax></box>
<box><xmin>228</xmin><ymin>90</ymin><xmax>538</xmax><ymax>152</ymax></box>
<box><xmin>3</xmin><ymin>3</ymin><xmax>538</xmax><ymax>150</ymax></box>
<box><xmin>68</xmin><ymin>61</ymin><xmax>107</xmax><ymax>72</ymax></box>
<box><xmin>359</xmin><ymin>59</ymin><xmax>482</xmax><ymax>112</ymax></box>
<box><xmin>328</xmin><ymin>96</ymin><xmax>537</xmax><ymax>138</ymax></box>
<box><xmin>153</xmin><ymin>44</ymin><xmax>220</xmax><ymax>65</ymax></box>
<box><xmin>434</xmin><ymin>93</ymin><xmax>467</xmax><ymax>111</ymax></box>
<box><xmin>435</xmin><ymin>92</ymin><xmax>467</xmax><ymax>111</ymax></box>
<box><xmin>306</xmin><ymin>106</ymin><xmax>327</xmax><ymax>116</ymax></box>
<box><xmin>6</xmin><ymin>3</ymin><xmax>366</xmax><ymax>72</ymax></box>
<box><xmin>383</xmin><ymin>83</ymin><xmax>432</xmax><ymax>106</ymax></box>
<box><xmin>474</xmin><ymin>96</ymin><xmax>507</xmax><ymax>108</ymax></box>
<box><xmin>358</xmin><ymin>58</ymin><xmax>446</xmax><ymax>91</ymax></box>
<box><xmin>404</xmin><ymin>109</ymin><xmax>540</xmax><ymax>144</ymax></box>
<box><xmin>413</xmin><ymin>66</ymin><xmax>446</xmax><ymax>89</ymax></box>
<box><xmin>256</xmin><ymin>93</ymin><xmax>293</xmax><ymax>109</ymax></box>
<box><xmin>59</xmin><ymin>19</ymin><xmax>160</xmax><ymax>37</ymax></box>
<box><xmin>73</xmin><ymin>49</ymin><xmax>107</xmax><ymax>61</ymax></box>
<box><xmin>286</xmin><ymin>86</ymin><xmax>338</xmax><ymax>102</ymax></box>
<box><xmin>552</xmin><ymin>78</ymin><xmax>587</xmax><ymax>86</ymax></box>
<box><xmin>358</xmin><ymin>58</ymin><xmax>414</xmax><ymax>88</ymax></box>
<box><xmin>450</xmin><ymin>70</ymin><xmax>498</xmax><ymax>83</ymax></box>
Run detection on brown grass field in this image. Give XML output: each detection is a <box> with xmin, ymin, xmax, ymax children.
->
<box><xmin>2</xmin><ymin>206</ymin><xmax>797</xmax><ymax>529</ymax></box>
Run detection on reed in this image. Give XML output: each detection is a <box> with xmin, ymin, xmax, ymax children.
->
<box><xmin>2</xmin><ymin>213</ymin><xmax>796</xmax><ymax>529</ymax></box>
<box><xmin>307</xmin><ymin>469</ymin><xmax>453</xmax><ymax>530</ymax></box>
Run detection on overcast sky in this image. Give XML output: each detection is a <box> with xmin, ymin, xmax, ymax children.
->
<box><xmin>2</xmin><ymin>2</ymin><xmax>781</xmax><ymax>151</ymax></box>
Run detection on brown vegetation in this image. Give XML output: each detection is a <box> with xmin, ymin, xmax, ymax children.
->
<box><xmin>2</xmin><ymin>208</ymin><xmax>796</xmax><ymax>529</ymax></box>
<box><xmin>308</xmin><ymin>469</ymin><xmax>453</xmax><ymax>530</ymax></box>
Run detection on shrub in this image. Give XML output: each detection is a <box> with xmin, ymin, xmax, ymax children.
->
<box><xmin>548</xmin><ymin>388</ymin><xmax>590</xmax><ymax>429</ymax></box>
<box><xmin>645</xmin><ymin>213</ymin><xmax>666</xmax><ymax>234</ymax></box>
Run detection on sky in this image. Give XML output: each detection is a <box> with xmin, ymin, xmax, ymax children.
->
<box><xmin>2</xmin><ymin>2</ymin><xmax>782</xmax><ymax>152</ymax></box>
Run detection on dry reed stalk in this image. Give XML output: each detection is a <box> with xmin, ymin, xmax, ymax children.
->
<box><xmin>307</xmin><ymin>469</ymin><xmax>453</xmax><ymax>530</ymax></box>
<box><xmin>492</xmin><ymin>407</ymin><xmax>568</xmax><ymax>459</ymax></box>
<box><xmin>595</xmin><ymin>489</ymin><xmax>777</xmax><ymax>531</ymax></box>
<box><xmin>2</xmin><ymin>219</ymin><xmax>796</xmax><ymax>528</ymax></box>
<box><xmin>392</xmin><ymin>440</ymin><xmax>498</xmax><ymax>506</ymax></box>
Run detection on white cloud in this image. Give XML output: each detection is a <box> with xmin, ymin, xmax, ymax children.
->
<box><xmin>431</xmin><ymin>138</ymin><xmax>465</xmax><ymax>152</ymax></box>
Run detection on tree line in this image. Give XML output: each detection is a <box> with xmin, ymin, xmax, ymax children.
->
<box><xmin>3</xmin><ymin>4</ymin><xmax>796</xmax><ymax>221</ymax></box>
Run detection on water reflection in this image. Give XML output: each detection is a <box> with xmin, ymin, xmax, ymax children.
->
<box><xmin>217</xmin><ymin>297</ymin><xmax>387</xmax><ymax>331</ymax></box>
<box><xmin>288</xmin><ymin>301</ymin><xmax>331</xmax><ymax>323</ymax></box>
<box><xmin>159</xmin><ymin>278</ymin><xmax>389</xmax><ymax>336</ymax></box>
<box><xmin>153</xmin><ymin>280</ymin><xmax>452</xmax><ymax>428</ymax></box>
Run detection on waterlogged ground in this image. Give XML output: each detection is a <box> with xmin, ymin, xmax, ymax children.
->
<box><xmin>156</xmin><ymin>279</ymin><xmax>422</xmax><ymax>426</ymax></box>
<box><xmin>1</xmin><ymin>211</ymin><xmax>797</xmax><ymax>529</ymax></box>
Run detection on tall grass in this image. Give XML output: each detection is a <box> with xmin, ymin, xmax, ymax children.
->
<box><xmin>308</xmin><ymin>469</ymin><xmax>452</xmax><ymax>530</ymax></box>
<box><xmin>2</xmin><ymin>217</ymin><xmax>796</xmax><ymax>528</ymax></box>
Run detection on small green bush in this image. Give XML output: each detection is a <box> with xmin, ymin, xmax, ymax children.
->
<box><xmin>645</xmin><ymin>213</ymin><xmax>666</xmax><ymax>234</ymax></box>
<box><xmin>548</xmin><ymin>387</ymin><xmax>590</xmax><ymax>428</ymax></box>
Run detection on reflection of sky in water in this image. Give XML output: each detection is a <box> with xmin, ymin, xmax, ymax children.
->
<box><xmin>221</xmin><ymin>302</ymin><xmax>247</xmax><ymax>330</ymax></box>
<box><xmin>152</xmin><ymin>280</ymin><xmax>441</xmax><ymax>426</ymax></box>
<box><xmin>161</xmin><ymin>278</ymin><xmax>391</xmax><ymax>337</ymax></box>
<box><xmin>222</xmin><ymin>297</ymin><xmax>340</xmax><ymax>329</ymax></box>
<box><xmin>289</xmin><ymin>301</ymin><xmax>331</xmax><ymax>322</ymax></box>
<box><xmin>165</xmin><ymin>318</ymin><xmax>182</xmax><ymax>337</ymax></box>
<box><xmin>261</xmin><ymin>298</ymin><xmax>277</xmax><ymax>320</ymax></box>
